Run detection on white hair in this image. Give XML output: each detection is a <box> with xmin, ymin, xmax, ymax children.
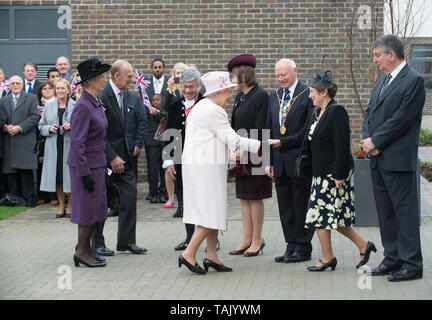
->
<box><xmin>276</xmin><ymin>58</ymin><xmax>296</xmax><ymax>70</ymax></box>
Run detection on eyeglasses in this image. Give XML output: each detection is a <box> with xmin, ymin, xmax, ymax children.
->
<box><xmin>42</xmin><ymin>87</ymin><xmax>53</xmax><ymax>91</ymax></box>
<box><xmin>9</xmin><ymin>82</ymin><xmax>22</xmax><ymax>85</ymax></box>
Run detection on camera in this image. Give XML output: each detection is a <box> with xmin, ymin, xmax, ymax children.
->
<box><xmin>174</xmin><ymin>77</ymin><xmax>180</xmax><ymax>83</ymax></box>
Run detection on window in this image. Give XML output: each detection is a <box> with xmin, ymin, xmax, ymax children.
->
<box><xmin>0</xmin><ymin>6</ymin><xmax>70</xmax><ymax>82</ymax></box>
<box><xmin>411</xmin><ymin>44</ymin><xmax>432</xmax><ymax>90</ymax></box>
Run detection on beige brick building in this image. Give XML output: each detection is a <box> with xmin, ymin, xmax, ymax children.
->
<box><xmin>1</xmin><ymin>0</ymin><xmax>388</xmax><ymax>181</ymax></box>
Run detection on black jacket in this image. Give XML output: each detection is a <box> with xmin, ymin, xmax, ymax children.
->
<box><xmin>99</xmin><ymin>82</ymin><xmax>130</xmax><ymax>164</ymax></box>
<box><xmin>124</xmin><ymin>91</ymin><xmax>147</xmax><ymax>156</ymax></box>
<box><xmin>267</xmin><ymin>81</ymin><xmax>314</xmax><ymax>177</ymax></box>
<box><xmin>362</xmin><ymin>64</ymin><xmax>425</xmax><ymax>172</ymax></box>
<box><xmin>279</xmin><ymin>100</ymin><xmax>354</xmax><ymax>180</ymax></box>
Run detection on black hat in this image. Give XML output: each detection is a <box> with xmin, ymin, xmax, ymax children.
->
<box><xmin>309</xmin><ymin>70</ymin><xmax>334</xmax><ymax>90</ymax></box>
<box><xmin>76</xmin><ymin>57</ymin><xmax>111</xmax><ymax>85</ymax></box>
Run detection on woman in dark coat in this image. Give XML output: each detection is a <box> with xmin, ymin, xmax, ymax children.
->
<box><xmin>67</xmin><ymin>57</ymin><xmax>111</xmax><ymax>268</ymax></box>
<box><xmin>227</xmin><ymin>54</ymin><xmax>272</xmax><ymax>257</ymax></box>
<box><xmin>269</xmin><ymin>71</ymin><xmax>376</xmax><ymax>272</ymax></box>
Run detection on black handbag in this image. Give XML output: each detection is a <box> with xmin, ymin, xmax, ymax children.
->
<box><xmin>293</xmin><ymin>113</ymin><xmax>315</xmax><ymax>179</ymax></box>
<box><xmin>105</xmin><ymin>170</ymin><xmax>120</xmax><ymax>210</ymax></box>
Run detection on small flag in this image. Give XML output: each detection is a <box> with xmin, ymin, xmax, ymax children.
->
<box><xmin>134</xmin><ymin>69</ymin><xmax>152</xmax><ymax>109</ymax></box>
<box><xmin>37</xmin><ymin>105</ymin><xmax>45</xmax><ymax>115</ymax></box>
<box><xmin>0</xmin><ymin>80</ymin><xmax>10</xmax><ymax>96</ymax></box>
<box><xmin>70</xmin><ymin>74</ymin><xmax>80</xmax><ymax>93</ymax></box>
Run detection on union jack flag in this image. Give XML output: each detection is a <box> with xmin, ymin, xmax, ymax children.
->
<box><xmin>37</xmin><ymin>105</ymin><xmax>45</xmax><ymax>115</ymax></box>
<box><xmin>70</xmin><ymin>74</ymin><xmax>80</xmax><ymax>93</ymax></box>
<box><xmin>134</xmin><ymin>69</ymin><xmax>152</xmax><ymax>109</ymax></box>
<box><xmin>0</xmin><ymin>80</ymin><xmax>10</xmax><ymax>96</ymax></box>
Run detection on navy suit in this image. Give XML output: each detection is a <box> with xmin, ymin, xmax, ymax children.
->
<box><xmin>124</xmin><ymin>91</ymin><xmax>147</xmax><ymax>178</ymax></box>
<box><xmin>267</xmin><ymin>81</ymin><xmax>315</xmax><ymax>257</ymax></box>
<box><xmin>363</xmin><ymin>63</ymin><xmax>425</xmax><ymax>273</ymax></box>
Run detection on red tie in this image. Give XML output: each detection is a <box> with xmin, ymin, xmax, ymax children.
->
<box><xmin>13</xmin><ymin>96</ymin><xmax>18</xmax><ymax>108</ymax></box>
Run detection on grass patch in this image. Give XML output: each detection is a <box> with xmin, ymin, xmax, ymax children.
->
<box><xmin>421</xmin><ymin>161</ymin><xmax>432</xmax><ymax>182</ymax></box>
<box><xmin>419</xmin><ymin>128</ymin><xmax>432</xmax><ymax>146</ymax></box>
<box><xmin>0</xmin><ymin>206</ymin><xmax>30</xmax><ymax>221</ymax></box>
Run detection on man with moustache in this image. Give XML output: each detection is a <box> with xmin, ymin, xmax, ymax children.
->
<box><xmin>91</xmin><ymin>60</ymin><xmax>147</xmax><ymax>256</ymax></box>
<box><xmin>162</xmin><ymin>68</ymin><xmax>204</xmax><ymax>251</ymax></box>
<box><xmin>265</xmin><ymin>58</ymin><xmax>315</xmax><ymax>263</ymax></box>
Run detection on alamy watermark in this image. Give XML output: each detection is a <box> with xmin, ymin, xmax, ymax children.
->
<box><xmin>57</xmin><ymin>5</ymin><xmax>72</xmax><ymax>30</ymax></box>
<box><xmin>57</xmin><ymin>265</ymin><xmax>72</xmax><ymax>290</ymax></box>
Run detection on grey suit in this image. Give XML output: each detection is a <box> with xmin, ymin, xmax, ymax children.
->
<box><xmin>0</xmin><ymin>91</ymin><xmax>39</xmax><ymax>204</ymax></box>
<box><xmin>362</xmin><ymin>63</ymin><xmax>425</xmax><ymax>272</ymax></box>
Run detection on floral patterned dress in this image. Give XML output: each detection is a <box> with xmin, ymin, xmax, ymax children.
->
<box><xmin>304</xmin><ymin>119</ymin><xmax>355</xmax><ymax>230</ymax></box>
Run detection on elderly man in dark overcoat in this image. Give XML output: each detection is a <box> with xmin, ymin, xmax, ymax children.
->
<box><xmin>0</xmin><ymin>75</ymin><xmax>39</xmax><ymax>206</ymax></box>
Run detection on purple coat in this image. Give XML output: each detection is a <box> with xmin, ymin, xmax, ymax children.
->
<box><xmin>67</xmin><ymin>90</ymin><xmax>108</xmax><ymax>225</ymax></box>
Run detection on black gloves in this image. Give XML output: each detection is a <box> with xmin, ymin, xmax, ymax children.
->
<box><xmin>82</xmin><ymin>175</ymin><xmax>95</xmax><ymax>192</ymax></box>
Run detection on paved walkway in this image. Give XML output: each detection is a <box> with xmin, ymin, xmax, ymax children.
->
<box><xmin>1</xmin><ymin>120</ymin><xmax>432</xmax><ymax>300</ymax></box>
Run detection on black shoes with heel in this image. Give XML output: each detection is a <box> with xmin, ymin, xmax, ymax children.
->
<box><xmin>356</xmin><ymin>241</ymin><xmax>377</xmax><ymax>269</ymax></box>
<box><xmin>73</xmin><ymin>255</ymin><xmax>107</xmax><ymax>268</ymax></box>
<box><xmin>203</xmin><ymin>258</ymin><xmax>232</xmax><ymax>272</ymax></box>
<box><xmin>307</xmin><ymin>257</ymin><xmax>337</xmax><ymax>272</ymax></box>
<box><xmin>178</xmin><ymin>254</ymin><xmax>206</xmax><ymax>275</ymax></box>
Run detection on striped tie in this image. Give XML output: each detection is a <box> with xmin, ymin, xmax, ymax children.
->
<box><xmin>379</xmin><ymin>74</ymin><xmax>392</xmax><ymax>98</ymax></box>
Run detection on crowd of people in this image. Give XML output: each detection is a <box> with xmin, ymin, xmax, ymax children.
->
<box><xmin>0</xmin><ymin>34</ymin><xmax>425</xmax><ymax>282</ymax></box>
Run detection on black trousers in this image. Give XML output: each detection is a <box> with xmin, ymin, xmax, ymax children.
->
<box><xmin>91</xmin><ymin>167</ymin><xmax>138</xmax><ymax>248</ymax></box>
<box><xmin>275</xmin><ymin>172</ymin><xmax>314</xmax><ymax>256</ymax></box>
<box><xmin>145</xmin><ymin>144</ymin><xmax>166</xmax><ymax>196</ymax></box>
<box><xmin>7</xmin><ymin>170</ymin><xmax>36</xmax><ymax>205</ymax></box>
<box><xmin>175</xmin><ymin>163</ymin><xmax>195</xmax><ymax>242</ymax></box>
<box><xmin>371</xmin><ymin>167</ymin><xmax>423</xmax><ymax>272</ymax></box>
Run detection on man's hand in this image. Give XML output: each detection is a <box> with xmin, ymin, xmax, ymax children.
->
<box><xmin>166</xmin><ymin>165</ymin><xmax>176</xmax><ymax>181</ymax></box>
<box><xmin>268</xmin><ymin>139</ymin><xmax>281</xmax><ymax>148</ymax></box>
<box><xmin>3</xmin><ymin>124</ymin><xmax>12</xmax><ymax>133</ymax></box>
<box><xmin>133</xmin><ymin>146</ymin><xmax>141</xmax><ymax>156</ymax></box>
<box><xmin>369</xmin><ymin>148</ymin><xmax>380</xmax><ymax>156</ymax></box>
<box><xmin>7</xmin><ymin>125</ymin><xmax>21</xmax><ymax>136</ymax></box>
<box><xmin>361</xmin><ymin>138</ymin><xmax>376</xmax><ymax>154</ymax></box>
<box><xmin>110</xmin><ymin>156</ymin><xmax>125</xmax><ymax>174</ymax></box>
<box><xmin>265</xmin><ymin>166</ymin><xmax>274</xmax><ymax>179</ymax></box>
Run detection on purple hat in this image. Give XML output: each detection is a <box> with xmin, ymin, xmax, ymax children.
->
<box><xmin>227</xmin><ymin>54</ymin><xmax>256</xmax><ymax>72</ymax></box>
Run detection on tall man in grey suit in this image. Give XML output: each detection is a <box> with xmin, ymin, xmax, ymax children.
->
<box><xmin>91</xmin><ymin>60</ymin><xmax>147</xmax><ymax>256</ymax></box>
<box><xmin>362</xmin><ymin>34</ymin><xmax>425</xmax><ymax>282</ymax></box>
<box><xmin>0</xmin><ymin>75</ymin><xmax>39</xmax><ymax>206</ymax></box>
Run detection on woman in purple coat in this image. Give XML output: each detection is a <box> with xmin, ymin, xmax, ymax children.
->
<box><xmin>67</xmin><ymin>57</ymin><xmax>111</xmax><ymax>268</ymax></box>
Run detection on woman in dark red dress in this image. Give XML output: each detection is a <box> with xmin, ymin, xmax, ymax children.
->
<box><xmin>227</xmin><ymin>54</ymin><xmax>272</xmax><ymax>257</ymax></box>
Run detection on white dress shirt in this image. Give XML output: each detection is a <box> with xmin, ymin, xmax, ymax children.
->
<box><xmin>388</xmin><ymin>60</ymin><xmax>407</xmax><ymax>85</ymax></box>
<box><xmin>25</xmin><ymin>80</ymin><xmax>35</xmax><ymax>93</ymax></box>
<box><xmin>153</xmin><ymin>75</ymin><xmax>165</xmax><ymax>94</ymax></box>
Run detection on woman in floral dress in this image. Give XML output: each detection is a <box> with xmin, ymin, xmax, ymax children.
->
<box><xmin>269</xmin><ymin>71</ymin><xmax>376</xmax><ymax>272</ymax></box>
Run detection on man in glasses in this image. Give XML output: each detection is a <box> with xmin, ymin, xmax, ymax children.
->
<box><xmin>0</xmin><ymin>75</ymin><xmax>39</xmax><ymax>206</ymax></box>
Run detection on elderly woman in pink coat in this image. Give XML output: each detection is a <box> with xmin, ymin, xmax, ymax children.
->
<box><xmin>179</xmin><ymin>71</ymin><xmax>261</xmax><ymax>274</ymax></box>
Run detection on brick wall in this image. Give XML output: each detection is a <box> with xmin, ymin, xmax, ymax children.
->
<box><xmin>1</xmin><ymin>0</ymin><xmax>383</xmax><ymax>182</ymax></box>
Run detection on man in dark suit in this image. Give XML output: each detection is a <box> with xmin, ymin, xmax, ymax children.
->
<box><xmin>23</xmin><ymin>62</ymin><xmax>41</xmax><ymax>96</ymax></box>
<box><xmin>163</xmin><ymin>68</ymin><xmax>204</xmax><ymax>251</ymax></box>
<box><xmin>145</xmin><ymin>94</ymin><xmax>167</xmax><ymax>203</ymax></box>
<box><xmin>0</xmin><ymin>75</ymin><xmax>39</xmax><ymax>206</ymax></box>
<box><xmin>91</xmin><ymin>60</ymin><xmax>147</xmax><ymax>255</ymax></box>
<box><xmin>362</xmin><ymin>34</ymin><xmax>425</xmax><ymax>282</ymax></box>
<box><xmin>266</xmin><ymin>58</ymin><xmax>315</xmax><ymax>263</ymax></box>
<box><xmin>146</xmin><ymin>58</ymin><xmax>168</xmax><ymax>103</ymax></box>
